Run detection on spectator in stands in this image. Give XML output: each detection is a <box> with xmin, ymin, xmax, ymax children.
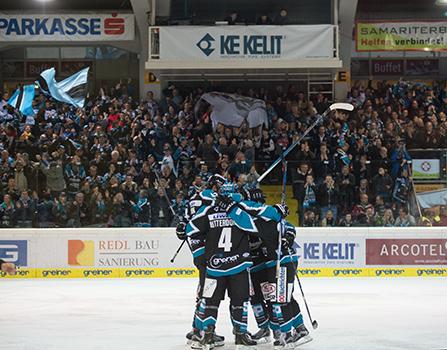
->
<box><xmin>224</xmin><ymin>10</ymin><xmax>243</xmax><ymax>25</ymax></box>
<box><xmin>110</xmin><ymin>192</ymin><xmax>132</xmax><ymax>227</ymax></box>
<box><xmin>394</xmin><ymin>207</ymin><xmax>416</xmax><ymax>227</ymax></box>
<box><xmin>321</xmin><ymin>210</ymin><xmax>336</xmax><ymax>227</ymax></box>
<box><xmin>53</xmin><ymin>193</ymin><xmax>69</xmax><ymax>227</ymax></box>
<box><xmin>338</xmin><ymin>213</ymin><xmax>354</xmax><ymax>227</ymax></box>
<box><xmin>15</xmin><ymin>190</ymin><xmax>35</xmax><ymax>228</ymax></box>
<box><xmin>302</xmin><ymin>210</ymin><xmax>318</xmax><ymax>227</ymax></box>
<box><xmin>434</xmin><ymin>206</ymin><xmax>447</xmax><ymax>226</ymax></box>
<box><xmin>67</xmin><ymin>192</ymin><xmax>89</xmax><ymax>228</ymax></box>
<box><xmin>256</xmin><ymin>13</ymin><xmax>272</xmax><ymax>25</ymax></box>
<box><xmin>375</xmin><ymin>208</ymin><xmax>395</xmax><ymax>227</ymax></box>
<box><xmin>352</xmin><ymin>193</ymin><xmax>374</xmax><ymax>224</ymax></box>
<box><xmin>274</xmin><ymin>8</ymin><xmax>289</xmax><ymax>25</ymax></box>
<box><xmin>372</xmin><ymin>167</ymin><xmax>393</xmax><ymax>203</ymax></box>
<box><xmin>336</xmin><ymin>165</ymin><xmax>355</xmax><ymax>213</ymax></box>
<box><xmin>0</xmin><ymin>194</ymin><xmax>15</xmax><ymax>228</ymax></box>
<box><xmin>318</xmin><ymin>175</ymin><xmax>339</xmax><ymax>222</ymax></box>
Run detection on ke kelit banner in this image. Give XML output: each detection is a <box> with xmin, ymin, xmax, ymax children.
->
<box><xmin>356</xmin><ymin>21</ymin><xmax>447</xmax><ymax>51</ymax></box>
<box><xmin>366</xmin><ymin>239</ymin><xmax>447</xmax><ymax>265</ymax></box>
<box><xmin>0</xmin><ymin>13</ymin><xmax>135</xmax><ymax>41</ymax></box>
<box><xmin>295</xmin><ymin>234</ymin><xmax>365</xmax><ymax>267</ymax></box>
<box><xmin>159</xmin><ymin>25</ymin><xmax>335</xmax><ymax>60</ymax></box>
<box><xmin>412</xmin><ymin>159</ymin><xmax>440</xmax><ymax>180</ymax></box>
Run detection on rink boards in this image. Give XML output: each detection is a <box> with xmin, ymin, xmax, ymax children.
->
<box><xmin>1</xmin><ymin>227</ymin><xmax>446</xmax><ymax>279</ymax></box>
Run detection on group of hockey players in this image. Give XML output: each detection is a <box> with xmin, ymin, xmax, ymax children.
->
<box><xmin>176</xmin><ymin>174</ymin><xmax>312</xmax><ymax>349</ymax></box>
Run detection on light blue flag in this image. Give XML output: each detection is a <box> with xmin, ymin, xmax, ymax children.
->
<box><xmin>36</xmin><ymin>67</ymin><xmax>89</xmax><ymax>108</ymax></box>
<box><xmin>7</xmin><ymin>84</ymin><xmax>35</xmax><ymax>116</ymax></box>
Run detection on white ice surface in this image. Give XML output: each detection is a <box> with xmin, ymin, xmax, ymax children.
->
<box><xmin>0</xmin><ymin>278</ymin><xmax>446</xmax><ymax>350</ymax></box>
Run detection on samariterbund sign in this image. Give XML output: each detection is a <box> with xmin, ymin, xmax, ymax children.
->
<box><xmin>366</xmin><ymin>239</ymin><xmax>447</xmax><ymax>265</ymax></box>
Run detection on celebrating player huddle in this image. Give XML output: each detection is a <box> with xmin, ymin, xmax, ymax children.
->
<box><xmin>176</xmin><ymin>174</ymin><xmax>313</xmax><ymax>349</ymax></box>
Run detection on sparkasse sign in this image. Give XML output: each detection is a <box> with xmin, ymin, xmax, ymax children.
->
<box><xmin>0</xmin><ymin>13</ymin><xmax>135</xmax><ymax>41</ymax></box>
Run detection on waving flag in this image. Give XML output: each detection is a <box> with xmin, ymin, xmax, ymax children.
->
<box><xmin>7</xmin><ymin>85</ymin><xmax>35</xmax><ymax>116</ymax></box>
<box><xmin>37</xmin><ymin>67</ymin><xmax>89</xmax><ymax>108</ymax></box>
<box><xmin>197</xmin><ymin>92</ymin><xmax>268</xmax><ymax>129</ymax></box>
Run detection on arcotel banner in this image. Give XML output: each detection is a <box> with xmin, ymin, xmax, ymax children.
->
<box><xmin>158</xmin><ymin>25</ymin><xmax>335</xmax><ymax>60</ymax></box>
<box><xmin>0</xmin><ymin>13</ymin><xmax>135</xmax><ymax>41</ymax></box>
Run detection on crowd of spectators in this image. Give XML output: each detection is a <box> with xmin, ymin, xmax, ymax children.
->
<box><xmin>0</xmin><ymin>79</ymin><xmax>446</xmax><ymax>228</ymax></box>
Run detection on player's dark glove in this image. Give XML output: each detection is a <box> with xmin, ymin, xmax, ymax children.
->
<box><xmin>273</xmin><ymin>204</ymin><xmax>289</xmax><ymax>218</ymax></box>
<box><xmin>215</xmin><ymin>195</ymin><xmax>237</xmax><ymax>212</ymax></box>
<box><xmin>176</xmin><ymin>222</ymin><xmax>187</xmax><ymax>240</ymax></box>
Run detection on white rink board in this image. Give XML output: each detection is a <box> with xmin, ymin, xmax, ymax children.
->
<box><xmin>0</xmin><ymin>227</ymin><xmax>446</xmax><ymax>278</ymax></box>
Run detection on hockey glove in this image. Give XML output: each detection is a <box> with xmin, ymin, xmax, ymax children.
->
<box><xmin>176</xmin><ymin>222</ymin><xmax>187</xmax><ymax>240</ymax></box>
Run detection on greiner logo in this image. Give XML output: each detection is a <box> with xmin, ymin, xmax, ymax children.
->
<box><xmin>125</xmin><ymin>269</ymin><xmax>155</xmax><ymax>277</ymax></box>
<box><xmin>333</xmin><ymin>269</ymin><xmax>362</xmax><ymax>276</ymax></box>
<box><xmin>375</xmin><ymin>269</ymin><xmax>405</xmax><ymax>276</ymax></box>
<box><xmin>83</xmin><ymin>269</ymin><xmax>112</xmax><ymax>277</ymax></box>
<box><xmin>166</xmin><ymin>269</ymin><xmax>196</xmax><ymax>277</ymax></box>
<box><xmin>210</xmin><ymin>254</ymin><xmax>240</xmax><ymax>268</ymax></box>
<box><xmin>42</xmin><ymin>269</ymin><xmax>71</xmax><ymax>277</ymax></box>
<box><xmin>417</xmin><ymin>268</ymin><xmax>447</xmax><ymax>276</ymax></box>
<box><xmin>298</xmin><ymin>269</ymin><xmax>322</xmax><ymax>276</ymax></box>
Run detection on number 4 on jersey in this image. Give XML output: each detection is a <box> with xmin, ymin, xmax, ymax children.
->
<box><xmin>218</xmin><ymin>228</ymin><xmax>233</xmax><ymax>252</ymax></box>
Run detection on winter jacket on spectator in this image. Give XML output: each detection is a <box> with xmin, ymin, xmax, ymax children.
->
<box><xmin>53</xmin><ymin>196</ymin><xmax>69</xmax><ymax>227</ymax></box>
<box><xmin>132</xmin><ymin>193</ymin><xmax>151</xmax><ymax>226</ymax></box>
<box><xmin>336</xmin><ymin>168</ymin><xmax>355</xmax><ymax>212</ymax></box>
<box><xmin>15</xmin><ymin>194</ymin><xmax>35</xmax><ymax>227</ymax></box>
<box><xmin>36</xmin><ymin>197</ymin><xmax>54</xmax><ymax>227</ymax></box>
<box><xmin>151</xmin><ymin>189</ymin><xmax>172</xmax><ymax>227</ymax></box>
<box><xmin>65</xmin><ymin>161</ymin><xmax>86</xmax><ymax>197</ymax></box>
<box><xmin>372</xmin><ymin>169</ymin><xmax>393</xmax><ymax>200</ymax></box>
<box><xmin>89</xmin><ymin>194</ymin><xmax>109</xmax><ymax>225</ymax></box>
<box><xmin>67</xmin><ymin>194</ymin><xmax>89</xmax><ymax>227</ymax></box>
<box><xmin>0</xmin><ymin>196</ymin><xmax>15</xmax><ymax>228</ymax></box>
<box><xmin>40</xmin><ymin>161</ymin><xmax>66</xmax><ymax>193</ymax></box>
<box><xmin>317</xmin><ymin>181</ymin><xmax>339</xmax><ymax>207</ymax></box>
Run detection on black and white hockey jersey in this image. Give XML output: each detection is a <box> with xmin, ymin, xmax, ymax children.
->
<box><xmin>186</xmin><ymin>205</ymin><xmax>252</xmax><ymax>277</ymax></box>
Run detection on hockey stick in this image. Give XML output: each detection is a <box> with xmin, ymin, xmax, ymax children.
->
<box><xmin>288</xmin><ymin>249</ymin><xmax>318</xmax><ymax>330</ymax></box>
<box><xmin>276</xmin><ymin>159</ymin><xmax>287</xmax><ymax>279</ymax></box>
<box><xmin>170</xmin><ymin>239</ymin><xmax>187</xmax><ymax>263</ymax></box>
<box><xmin>257</xmin><ymin>102</ymin><xmax>354</xmax><ymax>184</ymax></box>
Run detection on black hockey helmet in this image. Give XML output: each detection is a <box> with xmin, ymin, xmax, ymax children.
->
<box><xmin>207</xmin><ymin>174</ymin><xmax>226</xmax><ymax>189</ymax></box>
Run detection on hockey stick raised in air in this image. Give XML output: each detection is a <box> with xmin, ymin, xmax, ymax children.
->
<box><xmin>257</xmin><ymin>102</ymin><xmax>354</xmax><ymax>184</ymax></box>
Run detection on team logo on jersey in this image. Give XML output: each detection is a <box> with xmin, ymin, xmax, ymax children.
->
<box><xmin>261</xmin><ymin>282</ymin><xmax>276</xmax><ymax>301</ymax></box>
<box><xmin>210</xmin><ymin>254</ymin><xmax>240</xmax><ymax>268</ymax></box>
<box><xmin>68</xmin><ymin>240</ymin><xmax>94</xmax><ymax>266</ymax></box>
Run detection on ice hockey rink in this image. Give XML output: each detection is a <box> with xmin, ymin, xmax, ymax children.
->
<box><xmin>0</xmin><ymin>278</ymin><xmax>446</xmax><ymax>350</ymax></box>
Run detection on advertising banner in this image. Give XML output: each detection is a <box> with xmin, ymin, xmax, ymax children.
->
<box><xmin>295</xmin><ymin>235</ymin><xmax>365</xmax><ymax>267</ymax></box>
<box><xmin>0</xmin><ymin>13</ymin><xmax>135</xmax><ymax>41</ymax></box>
<box><xmin>366</xmin><ymin>238</ymin><xmax>447</xmax><ymax>265</ymax></box>
<box><xmin>356</xmin><ymin>21</ymin><xmax>447</xmax><ymax>51</ymax></box>
<box><xmin>159</xmin><ymin>25</ymin><xmax>335</xmax><ymax>61</ymax></box>
<box><xmin>406</xmin><ymin>59</ymin><xmax>439</xmax><ymax>76</ymax></box>
<box><xmin>0</xmin><ymin>228</ymin><xmax>446</xmax><ymax>279</ymax></box>
<box><xmin>371</xmin><ymin>59</ymin><xmax>404</xmax><ymax>75</ymax></box>
<box><xmin>412</xmin><ymin>159</ymin><xmax>440</xmax><ymax>180</ymax></box>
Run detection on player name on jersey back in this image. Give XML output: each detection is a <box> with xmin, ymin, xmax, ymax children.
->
<box><xmin>208</xmin><ymin>213</ymin><xmax>235</xmax><ymax>228</ymax></box>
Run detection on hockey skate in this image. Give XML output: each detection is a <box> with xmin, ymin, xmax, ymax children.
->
<box><xmin>273</xmin><ymin>331</ymin><xmax>295</xmax><ymax>349</ymax></box>
<box><xmin>193</xmin><ymin>326</ymin><xmax>215</xmax><ymax>350</ymax></box>
<box><xmin>235</xmin><ymin>332</ymin><xmax>257</xmax><ymax>350</ymax></box>
<box><xmin>212</xmin><ymin>333</ymin><xmax>225</xmax><ymax>347</ymax></box>
<box><xmin>292</xmin><ymin>325</ymin><xmax>313</xmax><ymax>348</ymax></box>
<box><xmin>186</xmin><ymin>328</ymin><xmax>201</xmax><ymax>345</ymax></box>
<box><xmin>251</xmin><ymin>328</ymin><xmax>271</xmax><ymax>344</ymax></box>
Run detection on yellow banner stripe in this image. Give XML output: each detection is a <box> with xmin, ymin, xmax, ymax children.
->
<box><xmin>1</xmin><ymin>267</ymin><xmax>447</xmax><ymax>279</ymax></box>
